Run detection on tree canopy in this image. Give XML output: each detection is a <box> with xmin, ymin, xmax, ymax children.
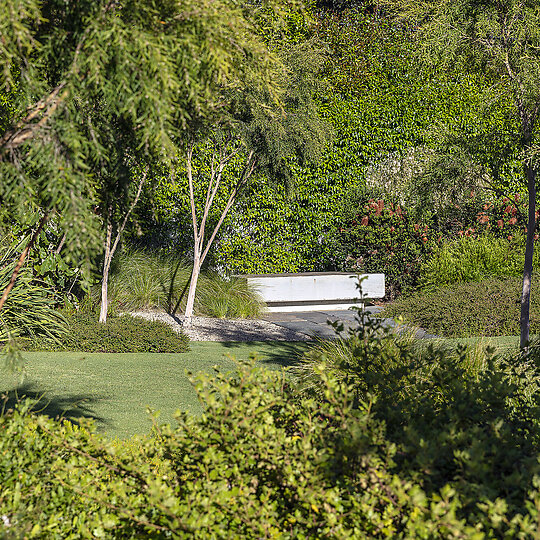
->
<box><xmin>0</xmin><ymin>0</ymin><xmax>295</xmax><ymax>265</ymax></box>
<box><xmin>384</xmin><ymin>0</ymin><xmax>540</xmax><ymax>348</ymax></box>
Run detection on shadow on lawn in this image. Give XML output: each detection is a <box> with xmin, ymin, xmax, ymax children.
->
<box><xmin>219</xmin><ymin>340</ymin><xmax>313</xmax><ymax>369</ymax></box>
<box><xmin>1</xmin><ymin>383</ymin><xmax>109</xmax><ymax>429</ymax></box>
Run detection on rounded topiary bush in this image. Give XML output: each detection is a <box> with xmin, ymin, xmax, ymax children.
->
<box><xmin>383</xmin><ymin>276</ymin><xmax>540</xmax><ymax>337</ymax></box>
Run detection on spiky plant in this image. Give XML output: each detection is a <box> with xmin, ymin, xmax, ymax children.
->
<box><xmin>0</xmin><ymin>241</ymin><xmax>66</xmax><ymax>346</ymax></box>
<box><xmin>102</xmin><ymin>249</ymin><xmax>264</xmax><ymax>318</ymax></box>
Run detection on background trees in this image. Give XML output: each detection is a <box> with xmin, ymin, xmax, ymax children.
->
<box><xmin>2</xmin><ymin>0</ymin><xmax>537</xmax><ymax>342</ymax></box>
<box><xmin>385</xmin><ymin>0</ymin><xmax>540</xmax><ymax>348</ymax></box>
<box><xmin>0</xmin><ymin>0</ymin><xmax>306</xmax><ymax>325</ymax></box>
<box><xmin>191</xmin><ymin>4</ymin><xmax>511</xmax><ymax>279</ymax></box>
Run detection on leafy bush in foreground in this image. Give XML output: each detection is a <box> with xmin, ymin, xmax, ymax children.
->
<box><xmin>383</xmin><ymin>276</ymin><xmax>540</xmax><ymax>337</ymax></box>
<box><xmin>1</xmin><ymin>323</ymin><xmax>540</xmax><ymax>538</ymax></box>
<box><xmin>294</xmin><ymin>310</ymin><xmax>540</xmax><ymax>531</ymax></box>
<box><xmin>21</xmin><ymin>308</ymin><xmax>189</xmax><ymax>353</ymax></box>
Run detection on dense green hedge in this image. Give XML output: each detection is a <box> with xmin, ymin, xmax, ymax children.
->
<box><xmin>21</xmin><ymin>309</ymin><xmax>189</xmax><ymax>353</ymax></box>
<box><xmin>333</xmin><ymin>195</ymin><xmax>436</xmax><ymax>297</ymax></box>
<box><xmin>383</xmin><ymin>275</ymin><xmax>540</xmax><ymax>337</ymax></box>
<box><xmin>2</xmin><ymin>318</ymin><xmax>540</xmax><ymax>537</ymax></box>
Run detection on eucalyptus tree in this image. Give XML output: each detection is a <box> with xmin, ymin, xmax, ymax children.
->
<box><xmin>0</xmin><ymin>0</ymin><xmax>298</xmax><ymax>322</ymax></box>
<box><xmin>182</xmin><ymin>40</ymin><xmax>331</xmax><ymax>325</ymax></box>
<box><xmin>385</xmin><ymin>0</ymin><xmax>540</xmax><ymax>349</ymax></box>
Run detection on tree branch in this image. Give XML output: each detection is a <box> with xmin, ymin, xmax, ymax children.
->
<box><xmin>200</xmin><ymin>151</ymin><xmax>256</xmax><ymax>265</ymax></box>
<box><xmin>0</xmin><ymin>83</ymin><xmax>69</xmax><ymax>156</ymax></box>
<box><xmin>186</xmin><ymin>141</ymin><xmax>200</xmax><ymax>247</ymax></box>
<box><xmin>109</xmin><ymin>167</ymin><xmax>148</xmax><ymax>259</ymax></box>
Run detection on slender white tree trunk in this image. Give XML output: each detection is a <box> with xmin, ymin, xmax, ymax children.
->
<box><xmin>182</xmin><ymin>142</ymin><xmax>255</xmax><ymax>328</ymax></box>
<box><xmin>184</xmin><ymin>249</ymin><xmax>200</xmax><ymax>327</ymax></box>
<box><xmin>99</xmin><ymin>216</ymin><xmax>113</xmax><ymax>323</ymax></box>
<box><xmin>98</xmin><ymin>169</ymin><xmax>147</xmax><ymax>324</ymax></box>
<box><xmin>520</xmin><ymin>163</ymin><xmax>537</xmax><ymax>350</ymax></box>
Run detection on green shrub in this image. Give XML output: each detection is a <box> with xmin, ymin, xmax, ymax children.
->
<box><xmin>1</xmin><ymin>353</ymin><xmax>540</xmax><ymax>538</ymax></box>
<box><xmin>21</xmin><ymin>307</ymin><xmax>189</xmax><ymax>353</ymax></box>
<box><xmin>334</xmin><ymin>196</ymin><xmax>436</xmax><ymax>298</ymax></box>
<box><xmin>420</xmin><ymin>234</ymin><xmax>540</xmax><ymax>289</ymax></box>
<box><xmin>294</xmin><ymin>310</ymin><xmax>540</xmax><ymax>530</ymax></box>
<box><xmin>104</xmin><ymin>249</ymin><xmax>263</xmax><ymax>318</ymax></box>
<box><xmin>383</xmin><ymin>276</ymin><xmax>540</xmax><ymax>337</ymax></box>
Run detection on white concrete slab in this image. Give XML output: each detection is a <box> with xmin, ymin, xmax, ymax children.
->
<box><xmin>245</xmin><ymin>272</ymin><xmax>385</xmax><ymax>310</ymax></box>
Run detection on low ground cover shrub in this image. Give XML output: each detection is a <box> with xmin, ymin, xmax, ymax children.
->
<box><xmin>420</xmin><ymin>234</ymin><xmax>540</xmax><ymax>289</ymax></box>
<box><xmin>383</xmin><ymin>276</ymin><xmax>540</xmax><ymax>337</ymax></box>
<box><xmin>104</xmin><ymin>250</ymin><xmax>263</xmax><ymax>318</ymax></box>
<box><xmin>21</xmin><ymin>307</ymin><xmax>189</xmax><ymax>353</ymax></box>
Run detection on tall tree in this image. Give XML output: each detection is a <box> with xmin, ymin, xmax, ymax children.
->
<box><xmin>385</xmin><ymin>0</ymin><xmax>540</xmax><ymax>349</ymax></box>
<box><xmin>181</xmin><ymin>40</ymin><xmax>331</xmax><ymax>325</ymax></box>
<box><xmin>0</xmin><ymin>0</ymin><xmax>297</xmax><ymax>322</ymax></box>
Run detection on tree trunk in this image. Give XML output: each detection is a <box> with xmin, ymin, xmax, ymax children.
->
<box><xmin>99</xmin><ymin>216</ymin><xmax>113</xmax><ymax>323</ymax></box>
<box><xmin>184</xmin><ymin>250</ymin><xmax>200</xmax><ymax>327</ymax></box>
<box><xmin>98</xmin><ymin>169</ymin><xmax>147</xmax><ymax>324</ymax></box>
<box><xmin>520</xmin><ymin>164</ymin><xmax>537</xmax><ymax>350</ymax></box>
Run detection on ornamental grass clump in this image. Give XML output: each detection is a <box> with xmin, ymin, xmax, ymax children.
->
<box><xmin>0</xmin><ymin>240</ymin><xmax>66</xmax><ymax>347</ymax></box>
<box><xmin>420</xmin><ymin>234</ymin><xmax>540</xmax><ymax>289</ymax></box>
<box><xmin>103</xmin><ymin>249</ymin><xmax>263</xmax><ymax>318</ymax></box>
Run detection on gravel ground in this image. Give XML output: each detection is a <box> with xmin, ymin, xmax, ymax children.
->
<box><xmin>128</xmin><ymin>311</ymin><xmax>311</xmax><ymax>342</ymax></box>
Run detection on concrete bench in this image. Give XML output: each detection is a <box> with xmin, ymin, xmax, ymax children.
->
<box><xmin>243</xmin><ymin>272</ymin><xmax>385</xmax><ymax>312</ymax></box>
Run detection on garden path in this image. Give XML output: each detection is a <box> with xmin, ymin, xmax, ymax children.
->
<box><xmin>130</xmin><ymin>307</ymin><xmax>435</xmax><ymax>342</ymax></box>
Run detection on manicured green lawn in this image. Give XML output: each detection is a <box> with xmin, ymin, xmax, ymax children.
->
<box><xmin>1</xmin><ymin>335</ymin><xmax>521</xmax><ymax>439</ymax></box>
<box><xmin>1</xmin><ymin>341</ymin><xmax>309</xmax><ymax>439</ymax></box>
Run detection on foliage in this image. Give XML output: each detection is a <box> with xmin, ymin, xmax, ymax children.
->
<box><xmin>206</xmin><ymin>6</ymin><xmax>513</xmax><ymax>276</ymax></box>
<box><xmin>103</xmin><ymin>250</ymin><xmax>264</xmax><ymax>318</ymax></box>
<box><xmin>421</xmin><ymin>234</ymin><xmax>540</xmax><ymax>289</ymax></box>
<box><xmin>0</xmin><ymin>0</ymin><xmax>302</xmax><ymax>285</ymax></box>
<box><xmin>383</xmin><ymin>276</ymin><xmax>540</xmax><ymax>337</ymax></box>
<box><xmin>333</xmin><ymin>193</ymin><xmax>436</xmax><ymax>297</ymax></box>
<box><xmin>1</xmin><ymin>348</ymin><xmax>540</xmax><ymax>536</ymax></box>
<box><xmin>328</xmin><ymin>186</ymin><xmax>539</xmax><ymax>298</ymax></box>
<box><xmin>0</xmin><ymin>237</ymin><xmax>66</xmax><ymax>346</ymax></box>
<box><xmin>20</xmin><ymin>306</ymin><xmax>189</xmax><ymax>353</ymax></box>
<box><xmin>295</xmin><ymin>309</ymin><xmax>540</xmax><ymax>524</ymax></box>
<box><xmin>384</xmin><ymin>0</ymin><xmax>540</xmax><ymax>347</ymax></box>
<box><xmin>215</xmin><ymin>170</ymin><xmax>353</xmax><ymax>273</ymax></box>
<box><xmin>195</xmin><ymin>275</ymin><xmax>264</xmax><ymax>319</ymax></box>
